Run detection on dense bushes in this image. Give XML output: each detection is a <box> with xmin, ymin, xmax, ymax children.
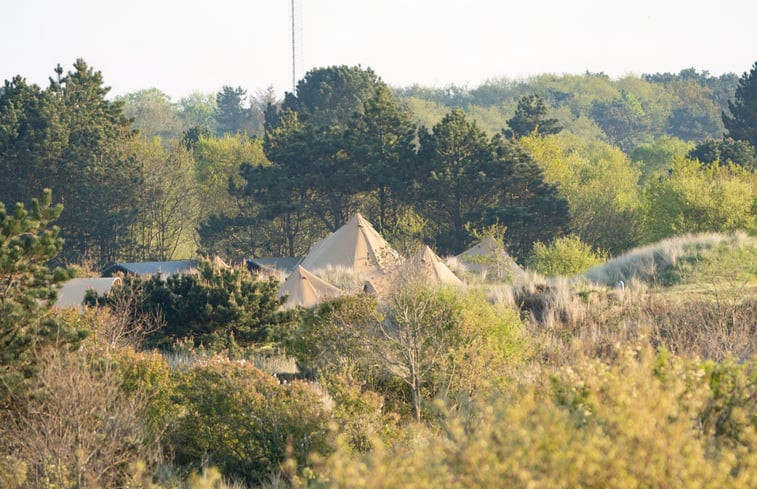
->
<box><xmin>312</xmin><ymin>348</ymin><xmax>757</xmax><ymax>488</ymax></box>
<box><xmin>167</xmin><ymin>359</ymin><xmax>331</xmax><ymax>486</ymax></box>
<box><xmin>527</xmin><ymin>234</ymin><xmax>606</xmax><ymax>276</ymax></box>
<box><xmin>2</xmin><ymin>192</ymin><xmax>756</xmax><ymax>488</ymax></box>
<box><xmin>91</xmin><ymin>260</ymin><xmax>296</xmax><ymax>348</ymax></box>
<box><xmin>288</xmin><ymin>284</ymin><xmax>528</xmax><ymax>422</ymax></box>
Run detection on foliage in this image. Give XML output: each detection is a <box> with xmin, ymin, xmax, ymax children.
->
<box><xmin>397</xmin><ymin>69</ymin><xmax>733</xmax><ymax>144</ymax></box>
<box><xmin>92</xmin><ymin>260</ymin><xmax>294</xmax><ymax>348</ymax></box>
<box><xmin>178</xmin><ymin>91</ymin><xmax>217</xmax><ymax>134</ymax></box>
<box><xmin>505</xmin><ymin>94</ymin><xmax>561</xmax><ymax>139</ymax></box>
<box><xmin>312</xmin><ymin>349</ymin><xmax>757</xmax><ymax>489</ymax></box>
<box><xmin>0</xmin><ymin>349</ymin><xmax>160</xmax><ymax>489</ymax></box>
<box><xmin>126</xmin><ymin>137</ymin><xmax>200</xmax><ymax>260</ymax></box>
<box><xmin>417</xmin><ymin>109</ymin><xmax>568</xmax><ymax>258</ymax></box>
<box><xmin>640</xmin><ymin>158</ymin><xmax>757</xmax><ymax>242</ymax></box>
<box><xmin>168</xmin><ymin>359</ymin><xmax>331</xmax><ymax>486</ymax></box>
<box><xmin>110</xmin><ymin>347</ymin><xmax>175</xmax><ymax>444</ymax></box>
<box><xmin>282</xmin><ymin>65</ymin><xmax>384</xmax><ymax>129</ymax></box>
<box><xmin>264</xmin><ymin>110</ymin><xmax>365</xmax><ymax>233</ymax></box>
<box><xmin>520</xmin><ymin>133</ymin><xmax>641</xmax><ymax>254</ymax></box>
<box><xmin>288</xmin><ymin>284</ymin><xmax>526</xmax><ymax>422</ymax></box>
<box><xmin>50</xmin><ymin>60</ymin><xmax>142</xmax><ymax>264</ymax></box>
<box><xmin>0</xmin><ymin>76</ymin><xmax>54</xmax><ymax>208</ymax></box>
<box><xmin>214</xmin><ymin>85</ymin><xmax>255</xmax><ymax>137</ymax></box>
<box><xmin>589</xmin><ymin>93</ymin><xmax>650</xmax><ymax>152</ymax></box>
<box><xmin>119</xmin><ymin>88</ymin><xmax>184</xmax><ymax>142</ymax></box>
<box><xmin>723</xmin><ymin>61</ymin><xmax>757</xmax><ymax>148</ymax></box>
<box><xmin>344</xmin><ymin>84</ymin><xmax>418</xmax><ymax>233</ymax></box>
<box><xmin>193</xmin><ymin>133</ymin><xmax>269</xmax><ymax>232</ymax></box>
<box><xmin>527</xmin><ymin>235</ymin><xmax>607</xmax><ymax>277</ymax></box>
<box><xmin>1</xmin><ymin>60</ymin><xmax>141</xmax><ymax>265</ymax></box>
<box><xmin>688</xmin><ymin>137</ymin><xmax>757</xmax><ymax>170</ymax></box>
<box><xmin>0</xmin><ymin>190</ymin><xmax>86</xmax><ymax>405</ymax></box>
<box><xmin>630</xmin><ymin>135</ymin><xmax>694</xmax><ymax>181</ymax></box>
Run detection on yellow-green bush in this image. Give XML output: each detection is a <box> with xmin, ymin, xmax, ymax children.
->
<box><xmin>288</xmin><ymin>286</ymin><xmax>528</xmax><ymax>423</ymax></box>
<box><xmin>167</xmin><ymin>359</ymin><xmax>332</xmax><ymax>486</ymax></box>
<box><xmin>312</xmin><ymin>348</ymin><xmax>757</xmax><ymax>488</ymax></box>
<box><xmin>527</xmin><ymin>234</ymin><xmax>607</xmax><ymax>277</ymax></box>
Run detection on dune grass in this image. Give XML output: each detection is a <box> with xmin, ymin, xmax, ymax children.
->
<box><xmin>583</xmin><ymin>232</ymin><xmax>756</xmax><ymax>287</ymax></box>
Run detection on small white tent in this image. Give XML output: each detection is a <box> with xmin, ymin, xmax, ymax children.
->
<box><xmin>278</xmin><ymin>266</ymin><xmax>345</xmax><ymax>309</ymax></box>
<box><xmin>54</xmin><ymin>277</ymin><xmax>122</xmax><ymax>309</ymax></box>
<box><xmin>300</xmin><ymin>213</ymin><xmax>400</xmax><ymax>276</ymax></box>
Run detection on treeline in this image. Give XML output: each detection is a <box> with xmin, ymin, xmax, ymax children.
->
<box><xmin>1</xmin><ymin>61</ymin><xmax>756</xmax><ymax>268</ymax></box>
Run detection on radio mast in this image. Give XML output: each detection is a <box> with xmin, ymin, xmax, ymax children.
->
<box><xmin>290</xmin><ymin>0</ymin><xmax>302</xmax><ymax>93</ymax></box>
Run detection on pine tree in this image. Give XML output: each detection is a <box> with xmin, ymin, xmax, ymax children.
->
<box><xmin>723</xmin><ymin>61</ymin><xmax>757</xmax><ymax>148</ymax></box>
<box><xmin>506</xmin><ymin>94</ymin><xmax>562</xmax><ymax>139</ymax></box>
<box><xmin>0</xmin><ymin>190</ymin><xmax>86</xmax><ymax>406</ymax></box>
<box><xmin>48</xmin><ymin>59</ymin><xmax>140</xmax><ymax>265</ymax></box>
<box><xmin>215</xmin><ymin>85</ymin><xmax>252</xmax><ymax>136</ymax></box>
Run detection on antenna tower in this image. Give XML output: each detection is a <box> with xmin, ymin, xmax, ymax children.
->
<box><xmin>290</xmin><ymin>0</ymin><xmax>303</xmax><ymax>93</ymax></box>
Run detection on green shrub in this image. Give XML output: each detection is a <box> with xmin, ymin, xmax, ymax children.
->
<box><xmin>288</xmin><ymin>285</ymin><xmax>528</xmax><ymax>422</ymax></box>
<box><xmin>312</xmin><ymin>348</ymin><xmax>757</xmax><ymax>488</ymax></box>
<box><xmin>167</xmin><ymin>359</ymin><xmax>331</xmax><ymax>486</ymax></box>
<box><xmin>527</xmin><ymin>235</ymin><xmax>606</xmax><ymax>276</ymax></box>
<box><xmin>0</xmin><ymin>190</ymin><xmax>87</xmax><ymax>406</ymax></box>
<box><xmin>92</xmin><ymin>259</ymin><xmax>296</xmax><ymax>349</ymax></box>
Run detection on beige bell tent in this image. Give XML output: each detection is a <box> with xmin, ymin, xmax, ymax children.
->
<box><xmin>410</xmin><ymin>245</ymin><xmax>464</xmax><ymax>286</ymax></box>
<box><xmin>54</xmin><ymin>277</ymin><xmax>122</xmax><ymax>309</ymax></box>
<box><xmin>365</xmin><ymin>245</ymin><xmax>463</xmax><ymax>296</ymax></box>
<box><xmin>455</xmin><ymin>236</ymin><xmax>523</xmax><ymax>281</ymax></box>
<box><xmin>300</xmin><ymin>213</ymin><xmax>400</xmax><ymax>276</ymax></box>
<box><xmin>278</xmin><ymin>266</ymin><xmax>345</xmax><ymax>309</ymax></box>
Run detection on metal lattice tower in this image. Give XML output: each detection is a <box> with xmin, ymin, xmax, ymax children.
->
<box><xmin>290</xmin><ymin>0</ymin><xmax>303</xmax><ymax>93</ymax></box>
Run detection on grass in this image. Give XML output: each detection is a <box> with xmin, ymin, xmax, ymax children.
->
<box><xmin>583</xmin><ymin>231</ymin><xmax>756</xmax><ymax>287</ymax></box>
<box><xmin>310</xmin><ymin>264</ymin><xmax>367</xmax><ymax>292</ymax></box>
<box><xmin>480</xmin><ymin>232</ymin><xmax>757</xmax><ymax>364</ymax></box>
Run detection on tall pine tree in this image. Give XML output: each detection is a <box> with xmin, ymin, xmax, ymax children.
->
<box><xmin>723</xmin><ymin>61</ymin><xmax>757</xmax><ymax>148</ymax></box>
<box><xmin>48</xmin><ymin>60</ymin><xmax>140</xmax><ymax>265</ymax></box>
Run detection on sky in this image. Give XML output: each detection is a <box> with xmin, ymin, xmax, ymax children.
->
<box><xmin>2</xmin><ymin>0</ymin><xmax>756</xmax><ymax>101</ymax></box>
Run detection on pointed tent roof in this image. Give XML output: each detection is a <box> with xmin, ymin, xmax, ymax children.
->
<box><xmin>456</xmin><ymin>237</ymin><xmax>523</xmax><ymax>279</ymax></box>
<box><xmin>410</xmin><ymin>245</ymin><xmax>464</xmax><ymax>286</ymax></box>
<box><xmin>278</xmin><ymin>266</ymin><xmax>345</xmax><ymax>309</ymax></box>
<box><xmin>54</xmin><ymin>277</ymin><xmax>122</xmax><ymax>309</ymax></box>
<box><xmin>365</xmin><ymin>245</ymin><xmax>463</xmax><ymax>297</ymax></box>
<box><xmin>300</xmin><ymin>213</ymin><xmax>400</xmax><ymax>276</ymax></box>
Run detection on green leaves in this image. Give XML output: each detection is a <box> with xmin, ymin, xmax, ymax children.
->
<box><xmin>0</xmin><ymin>190</ymin><xmax>85</xmax><ymax>405</ymax></box>
<box><xmin>97</xmin><ymin>260</ymin><xmax>294</xmax><ymax>348</ymax></box>
<box><xmin>724</xmin><ymin>62</ymin><xmax>757</xmax><ymax>148</ymax></box>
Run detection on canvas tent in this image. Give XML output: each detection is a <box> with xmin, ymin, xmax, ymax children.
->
<box><xmin>278</xmin><ymin>265</ymin><xmax>345</xmax><ymax>309</ymax></box>
<box><xmin>300</xmin><ymin>213</ymin><xmax>400</xmax><ymax>276</ymax></box>
<box><xmin>455</xmin><ymin>236</ymin><xmax>523</xmax><ymax>280</ymax></box>
<box><xmin>54</xmin><ymin>277</ymin><xmax>122</xmax><ymax>309</ymax></box>
<box><xmin>409</xmin><ymin>245</ymin><xmax>464</xmax><ymax>286</ymax></box>
<box><xmin>101</xmin><ymin>260</ymin><xmax>199</xmax><ymax>278</ymax></box>
<box><xmin>365</xmin><ymin>245</ymin><xmax>463</xmax><ymax>296</ymax></box>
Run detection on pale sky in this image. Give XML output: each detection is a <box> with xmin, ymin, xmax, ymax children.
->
<box><xmin>2</xmin><ymin>0</ymin><xmax>756</xmax><ymax>101</ymax></box>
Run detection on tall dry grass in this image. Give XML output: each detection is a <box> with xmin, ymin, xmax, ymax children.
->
<box><xmin>310</xmin><ymin>264</ymin><xmax>366</xmax><ymax>291</ymax></box>
<box><xmin>583</xmin><ymin>232</ymin><xmax>750</xmax><ymax>286</ymax></box>
<box><xmin>493</xmin><ymin>271</ymin><xmax>756</xmax><ymax>365</ymax></box>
